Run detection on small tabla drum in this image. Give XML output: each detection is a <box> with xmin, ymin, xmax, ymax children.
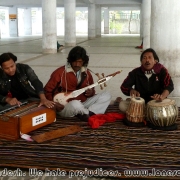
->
<box><xmin>126</xmin><ymin>97</ymin><xmax>145</xmax><ymax>124</ymax></box>
<box><xmin>146</xmin><ymin>99</ymin><xmax>178</xmax><ymax>128</ymax></box>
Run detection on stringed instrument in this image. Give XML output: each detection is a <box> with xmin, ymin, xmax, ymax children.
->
<box><xmin>53</xmin><ymin>70</ymin><xmax>122</xmax><ymax>105</ymax></box>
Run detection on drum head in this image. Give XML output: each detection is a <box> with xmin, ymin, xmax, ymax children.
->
<box><xmin>147</xmin><ymin>98</ymin><xmax>175</xmax><ymax>107</ymax></box>
<box><xmin>131</xmin><ymin>97</ymin><xmax>145</xmax><ymax>103</ymax></box>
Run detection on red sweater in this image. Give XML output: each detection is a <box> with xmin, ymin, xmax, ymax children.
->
<box><xmin>44</xmin><ymin>66</ymin><xmax>95</xmax><ymax>102</ymax></box>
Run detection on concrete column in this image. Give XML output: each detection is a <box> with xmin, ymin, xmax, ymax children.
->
<box><xmin>104</xmin><ymin>8</ymin><xmax>109</xmax><ymax>34</ymax></box>
<box><xmin>64</xmin><ymin>0</ymin><xmax>76</xmax><ymax>46</ymax></box>
<box><xmin>139</xmin><ymin>5</ymin><xmax>143</xmax><ymax>40</ymax></box>
<box><xmin>142</xmin><ymin>0</ymin><xmax>151</xmax><ymax>49</ymax></box>
<box><xmin>0</xmin><ymin>15</ymin><xmax>2</xmax><ymax>39</ymax></box>
<box><xmin>23</xmin><ymin>8</ymin><xmax>32</xmax><ymax>35</ymax></box>
<box><xmin>88</xmin><ymin>3</ymin><xmax>96</xmax><ymax>39</ymax></box>
<box><xmin>42</xmin><ymin>0</ymin><xmax>57</xmax><ymax>53</ymax></box>
<box><xmin>35</xmin><ymin>8</ymin><xmax>42</xmax><ymax>34</ymax></box>
<box><xmin>96</xmin><ymin>5</ymin><xmax>101</xmax><ymax>37</ymax></box>
<box><xmin>0</xmin><ymin>21</ymin><xmax>1</xmax><ymax>39</ymax></box>
<box><xmin>151</xmin><ymin>0</ymin><xmax>180</xmax><ymax>105</ymax></box>
<box><xmin>9</xmin><ymin>7</ymin><xmax>18</xmax><ymax>37</ymax></box>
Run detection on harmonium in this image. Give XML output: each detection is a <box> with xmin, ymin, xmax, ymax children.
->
<box><xmin>0</xmin><ymin>101</ymin><xmax>56</xmax><ymax>140</ymax></box>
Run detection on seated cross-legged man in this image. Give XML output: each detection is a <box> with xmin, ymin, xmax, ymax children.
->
<box><xmin>44</xmin><ymin>46</ymin><xmax>111</xmax><ymax>121</ymax></box>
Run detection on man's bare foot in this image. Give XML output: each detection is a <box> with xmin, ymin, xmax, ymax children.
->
<box><xmin>115</xmin><ymin>97</ymin><xmax>123</xmax><ymax>103</ymax></box>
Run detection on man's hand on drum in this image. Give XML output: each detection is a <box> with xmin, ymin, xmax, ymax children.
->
<box><xmin>130</xmin><ymin>89</ymin><xmax>140</xmax><ymax>98</ymax></box>
<box><xmin>151</xmin><ymin>94</ymin><xmax>164</xmax><ymax>102</ymax></box>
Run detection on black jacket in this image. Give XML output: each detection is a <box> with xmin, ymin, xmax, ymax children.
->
<box><xmin>121</xmin><ymin>64</ymin><xmax>174</xmax><ymax>103</ymax></box>
<box><xmin>0</xmin><ymin>63</ymin><xmax>44</xmax><ymax>103</ymax></box>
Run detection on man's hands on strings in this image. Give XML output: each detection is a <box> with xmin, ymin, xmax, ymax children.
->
<box><xmin>85</xmin><ymin>88</ymin><xmax>94</xmax><ymax>97</ymax></box>
<box><xmin>54</xmin><ymin>102</ymin><xmax>64</xmax><ymax>112</ymax></box>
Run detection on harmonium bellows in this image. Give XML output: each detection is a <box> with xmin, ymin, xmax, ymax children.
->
<box><xmin>0</xmin><ymin>101</ymin><xmax>56</xmax><ymax>140</ymax></box>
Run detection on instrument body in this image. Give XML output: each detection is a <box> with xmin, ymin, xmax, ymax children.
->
<box><xmin>53</xmin><ymin>81</ymin><xmax>99</xmax><ymax>105</ymax></box>
<box><xmin>53</xmin><ymin>71</ymin><xmax>121</xmax><ymax>105</ymax></box>
<box><xmin>146</xmin><ymin>99</ymin><xmax>178</xmax><ymax>127</ymax></box>
<box><xmin>126</xmin><ymin>97</ymin><xmax>145</xmax><ymax>123</ymax></box>
<box><xmin>0</xmin><ymin>102</ymin><xmax>56</xmax><ymax>140</ymax></box>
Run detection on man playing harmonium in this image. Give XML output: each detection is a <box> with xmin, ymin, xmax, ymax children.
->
<box><xmin>120</xmin><ymin>48</ymin><xmax>174</xmax><ymax>111</ymax></box>
<box><xmin>0</xmin><ymin>52</ymin><xmax>55</xmax><ymax>110</ymax></box>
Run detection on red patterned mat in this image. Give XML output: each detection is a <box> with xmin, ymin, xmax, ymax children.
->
<box><xmin>0</xmin><ymin>103</ymin><xmax>180</xmax><ymax>179</ymax></box>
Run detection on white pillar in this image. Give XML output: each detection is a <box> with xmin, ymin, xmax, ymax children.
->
<box><xmin>0</xmin><ymin>21</ymin><xmax>1</xmax><ymax>39</ymax></box>
<box><xmin>151</xmin><ymin>0</ymin><xmax>180</xmax><ymax>105</ymax></box>
<box><xmin>42</xmin><ymin>0</ymin><xmax>57</xmax><ymax>53</ymax></box>
<box><xmin>88</xmin><ymin>3</ymin><xmax>96</xmax><ymax>39</ymax></box>
<box><xmin>23</xmin><ymin>8</ymin><xmax>32</xmax><ymax>35</ymax></box>
<box><xmin>64</xmin><ymin>0</ymin><xmax>76</xmax><ymax>46</ymax></box>
<box><xmin>104</xmin><ymin>8</ymin><xmax>109</xmax><ymax>34</ymax></box>
<box><xmin>35</xmin><ymin>8</ymin><xmax>42</xmax><ymax>35</ymax></box>
<box><xmin>96</xmin><ymin>5</ymin><xmax>101</xmax><ymax>37</ymax></box>
<box><xmin>139</xmin><ymin>5</ymin><xmax>143</xmax><ymax>40</ymax></box>
<box><xmin>9</xmin><ymin>7</ymin><xmax>18</xmax><ymax>37</ymax></box>
<box><xmin>142</xmin><ymin>0</ymin><xmax>151</xmax><ymax>49</ymax></box>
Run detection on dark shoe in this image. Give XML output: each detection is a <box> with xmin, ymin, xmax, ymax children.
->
<box><xmin>76</xmin><ymin>114</ymin><xmax>89</xmax><ymax>121</ymax></box>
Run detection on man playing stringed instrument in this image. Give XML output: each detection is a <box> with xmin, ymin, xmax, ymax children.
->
<box><xmin>44</xmin><ymin>46</ymin><xmax>112</xmax><ymax>121</ymax></box>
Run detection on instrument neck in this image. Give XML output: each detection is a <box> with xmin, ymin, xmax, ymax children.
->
<box><xmin>72</xmin><ymin>82</ymin><xmax>98</xmax><ymax>97</ymax></box>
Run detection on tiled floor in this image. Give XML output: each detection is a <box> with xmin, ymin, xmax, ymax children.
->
<box><xmin>0</xmin><ymin>34</ymin><xmax>142</xmax><ymax>102</ymax></box>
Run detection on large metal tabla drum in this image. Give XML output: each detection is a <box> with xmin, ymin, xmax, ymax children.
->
<box><xmin>126</xmin><ymin>97</ymin><xmax>145</xmax><ymax>123</ymax></box>
<box><xmin>146</xmin><ymin>99</ymin><xmax>178</xmax><ymax>127</ymax></box>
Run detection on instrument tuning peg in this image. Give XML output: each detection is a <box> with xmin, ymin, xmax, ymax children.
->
<box><xmin>101</xmin><ymin>73</ymin><xmax>107</xmax><ymax>87</ymax></box>
<box><xmin>95</xmin><ymin>73</ymin><xmax>103</xmax><ymax>90</ymax></box>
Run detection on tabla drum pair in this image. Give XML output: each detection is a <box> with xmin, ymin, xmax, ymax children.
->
<box><xmin>124</xmin><ymin>97</ymin><xmax>178</xmax><ymax>129</ymax></box>
<box><xmin>146</xmin><ymin>99</ymin><xmax>178</xmax><ymax>130</ymax></box>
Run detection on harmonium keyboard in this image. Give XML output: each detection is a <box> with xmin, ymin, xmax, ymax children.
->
<box><xmin>0</xmin><ymin>101</ymin><xmax>56</xmax><ymax>140</ymax></box>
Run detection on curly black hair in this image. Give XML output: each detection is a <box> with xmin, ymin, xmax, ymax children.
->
<box><xmin>67</xmin><ymin>46</ymin><xmax>89</xmax><ymax>67</ymax></box>
<box><xmin>140</xmin><ymin>48</ymin><xmax>159</xmax><ymax>62</ymax></box>
<box><xmin>0</xmin><ymin>52</ymin><xmax>17</xmax><ymax>66</ymax></box>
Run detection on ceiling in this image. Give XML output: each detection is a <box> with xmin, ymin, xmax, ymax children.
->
<box><xmin>0</xmin><ymin>0</ymin><xmax>142</xmax><ymax>10</ymax></box>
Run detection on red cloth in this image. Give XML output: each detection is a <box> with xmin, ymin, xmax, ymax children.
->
<box><xmin>88</xmin><ymin>112</ymin><xmax>126</xmax><ymax>129</ymax></box>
